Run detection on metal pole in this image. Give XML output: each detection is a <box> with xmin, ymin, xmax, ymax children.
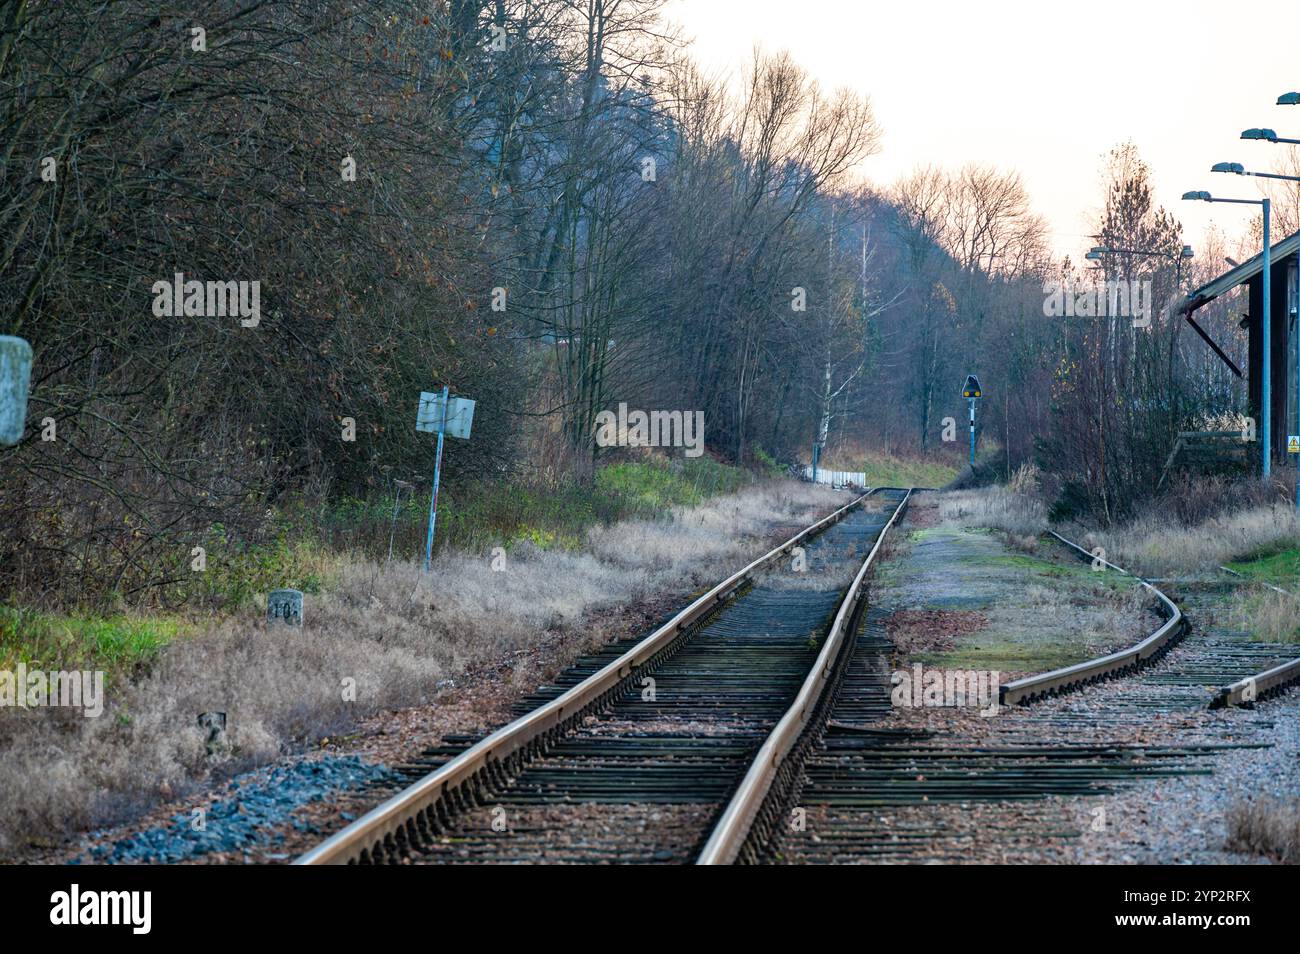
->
<box><xmin>387</xmin><ymin>483</ymin><xmax>403</xmax><ymax>562</ymax></box>
<box><xmin>423</xmin><ymin>385</ymin><xmax>449</xmax><ymax>572</ymax></box>
<box><xmin>1296</xmin><ymin>248</ymin><xmax>1300</xmax><ymax>511</ymax></box>
<box><xmin>1262</xmin><ymin>199</ymin><xmax>1272</xmax><ymax>478</ymax></box>
<box><xmin>968</xmin><ymin>397</ymin><xmax>976</xmax><ymax>468</ymax></box>
<box><xmin>811</xmin><ymin>442</ymin><xmax>820</xmax><ymax>484</ymax></box>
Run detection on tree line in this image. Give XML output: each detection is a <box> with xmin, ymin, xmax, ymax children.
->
<box><xmin>0</xmin><ymin>1</ymin><xmax>1259</xmax><ymax>607</ymax></box>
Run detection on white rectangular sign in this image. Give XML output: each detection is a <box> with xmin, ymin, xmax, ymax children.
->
<box><xmin>416</xmin><ymin>391</ymin><xmax>475</xmax><ymax>439</ymax></box>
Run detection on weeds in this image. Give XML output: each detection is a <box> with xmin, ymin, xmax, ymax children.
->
<box><xmin>0</xmin><ymin>608</ymin><xmax>185</xmax><ymax>677</ymax></box>
<box><xmin>1226</xmin><ymin>797</ymin><xmax>1300</xmax><ymax>863</ymax></box>
<box><xmin>1095</xmin><ymin>505</ymin><xmax>1300</xmax><ymax>577</ymax></box>
<box><xmin>937</xmin><ymin>486</ymin><xmax>1047</xmax><ymax>538</ymax></box>
<box><xmin>0</xmin><ymin>477</ymin><xmax>840</xmax><ymax>853</ymax></box>
<box><xmin>1229</xmin><ymin>591</ymin><xmax>1300</xmax><ymax>643</ymax></box>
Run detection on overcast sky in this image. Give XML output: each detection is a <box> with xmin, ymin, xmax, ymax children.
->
<box><xmin>667</xmin><ymin>0</ymin><xmax>1300</xmax><ymax>262</ymax></box>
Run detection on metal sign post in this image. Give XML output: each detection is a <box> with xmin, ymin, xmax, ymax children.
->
<box><xmin>962</xmin><ymin>375</ymin><xmax>982</xmax><ymax>468</ymax></box>
<box><xmin>423</xmin><ymin>388</ymin><xmax>448</xmax><ymax>573</ymax></box>
<box><xmin>416</xmin><ymin>388</ymin><xmax>475</xmax><ymax>571</ymax></box>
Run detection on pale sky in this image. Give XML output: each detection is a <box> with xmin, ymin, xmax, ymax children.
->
<box><xmin>667</xmin><ymin>0</ymin><xmax>1300</xmax><ymax>262</ymax></box>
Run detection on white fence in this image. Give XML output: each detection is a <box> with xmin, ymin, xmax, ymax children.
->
<box><xmin>799</xmin><ymin>465</ymin><xmax>867</xmax><ymax>487</ymax></box>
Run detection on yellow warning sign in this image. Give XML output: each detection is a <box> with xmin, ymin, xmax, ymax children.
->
<box><xmin>1289</xmin><ymin>435</ymin><xmax>1300</xmax><ymax>454</ymax></box>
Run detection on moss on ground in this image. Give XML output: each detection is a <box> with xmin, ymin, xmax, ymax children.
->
<box><xmin>878</xmin><ymin>518</ymin><xmax>1152</xmax><ymax>674</ymax></box>
<box><xmin>916</xmin><ymin>637</ymin><xmax>1095</xmax><ymax>673</ymax></box>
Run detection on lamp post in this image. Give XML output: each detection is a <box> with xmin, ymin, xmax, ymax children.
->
<box><xmin>1246</xmin><ymin>100</ymin><xmax>1300</xmax><ymax>509</ymax></box>
<box><xmin>1085</xmin><ymin>243</ymin><xmax>1194</xmax><ymax>279</ymax></box>
<box><xmin>1183</xmin><ymin>187</ymin><xmax>1271</xmax><ymax>477</ymax></box>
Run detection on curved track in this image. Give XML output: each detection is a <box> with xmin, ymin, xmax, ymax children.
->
<box><xmin>750</xmin><ymin>522</ymin><xmax>1294</xmax><ymax>864</ymax></box>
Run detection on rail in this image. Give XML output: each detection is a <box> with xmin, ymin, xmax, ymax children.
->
<box><xmin>998</xmin><ymin>530</ymin><xmax>1187</xmax><ymax>706</ymax></box>
<box><xmin>295</xmin><ymin>490</ymin><xmax>874</xmax><ymax>864</ymax></box>
<box><xmin>696</xmin><ymin>488</ymin><xmax>912</xmax><ymax>864</ymax></box>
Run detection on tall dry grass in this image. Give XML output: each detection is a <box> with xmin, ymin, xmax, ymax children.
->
<box><xmin>1226</xmin><ymin>797</ymin><xmax>1300</xmax><ymax>863</ymax></box>
<box><xmin>1229</xmin><ymin>590</ymin><xmax>1300</xmax><ymax>643</ymax></box>
<box><xmin>1093</xmin><ymin>505</ymin><xmax>1300</xmax><ymax>577</ymax></box>
<box><xmin>0</xmin><ymin>480</ymin><xmax>842</xmax><ymax>853</ymax></box>
<box><xmin>937</xmin><ymin>477</ymin><xmax>1048</xmax><ymax>540</ymax></box>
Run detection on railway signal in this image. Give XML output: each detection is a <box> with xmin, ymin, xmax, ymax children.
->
<box><xmin>962</xmin><ymin>375</ymin><xmax>982</xmax><ymax>467</ymax></box>
<box><xmin>416</xmin><ymin>387</ymin><xmax>475</xmax><ymax>571</ymax></box>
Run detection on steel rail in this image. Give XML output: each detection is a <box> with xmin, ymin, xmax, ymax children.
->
<box><xmin>696</xmin><ymin>488</ymin><xmax>912</xmax><ymax>865</ymax></box>
<box><xmin>295</xmin><ymin>490</ymin><xmax>874</xmax><ymax>864</ymax></box>
<box><xmin>998</xmin><ymin>531</ymin><xmax>1187</xmax><ymax>706</ymax></box>
<box><xmin>1211</xmin><ymin>656</ymin><xmax>1300</xmax><ymax>708</ymax></box>
<box><xmin>1211</xmin><ymin>566</ymin><xmax>1300</xmax><ymax>708</ymax></box>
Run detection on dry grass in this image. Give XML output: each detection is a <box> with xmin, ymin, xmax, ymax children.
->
<box><xmin>937</xmin><ymin>484</ymin><xmax>1048</xmax><ymax>540</ymax></box>
<box><xmin>0</xmin><ymin>479</ymin><xmax>842</xmax><ymax>854</ymax></box>
<box><xmin>1226</xmin><ymin>797</ymin><xmax>1300</xmax><ymax>863</ymax></box>
<box><xmin>1229</xmin><ymin>591</ymin><xmax>1300</xmax><ymax>643</ymax></box>
<box><xmin>1093</xmin><ymin>505</ymin><xmax>1300</xmax><ymax>577</ymax></box>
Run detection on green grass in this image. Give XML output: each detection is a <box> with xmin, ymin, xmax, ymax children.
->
<box><xmin>1225</xmin><ymin>546</ymin><xmax>1300</xmax><ymax>588</ymax></box>
<box><xmin>849</xmin><ymin>452</ymin><xmax>960</xmax><ymax>489</ymax></box>
<box><xmin>815</xmin><ymin>447</ymin><xmax>960</xmax><ymax>489</ymax></box>
<box><xmin>315</xmin><ymin>455</ymin><xmax>755</xmax><ymax>561</ymax></box>
<box><xmin>595</xmin><ymin>457</ymin><xmax>750</xmax><ymax>509</ymax></box>
<box><xmin>1224</xmin><ymin>546</ymin><xmax>1300</xmax><ymax>642</ymax></box>
<box><xmin>0</xmin><ymin>606</ymin><xmax>186</xmax><ymax>676</ymax></box>
<box><xmin>916</xmin><ymin>636</ymin><xmax>1093</xmax><ymax>673</ymax></box>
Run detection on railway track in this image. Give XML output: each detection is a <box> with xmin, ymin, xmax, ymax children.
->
<box><xmin>751</xmin><ymin>520</ymin><xmax>1297</xmax><ymax>864</ymax></box>
<box><xmin>1211</xmin><ymin>567</ymin><xmax>1300</xmax><ymax>707</ymax></box>
<box><xmin>297</xmin><ymin>487</ymin><xmax>1298</xmax><ymax>865</ymax></box>
<box><xmin>295</xmin><ymin>487</ymin><xmax>910</xmax><ymax>864</ymax></box>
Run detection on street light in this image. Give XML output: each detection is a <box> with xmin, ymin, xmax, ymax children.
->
<box><xmin>1241</xmin><ymin>127</ymin><xmax>1300</xmax><ymax>145</ymax></box>
<box><xmin>1185</xmin><ymin>185</ymin><xmax>1272</xmax><ymax>477</ymax></box>
<box><xmin>1086</xmin><ymin>244</ymin><xmax>1193</xmax><ymax>259</ymax></box>
<box><xmin>1248</xmin><ymin>104</ymin><xmax>1300</xmax><ymax>511</ymax></box>
<box><xmin>1085</xmin><ymin>245</ymin><xmax>1195</xmax><ymax>305</ymax></box>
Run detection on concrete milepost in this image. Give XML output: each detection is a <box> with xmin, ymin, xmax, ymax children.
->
<box><xmin>0</xmin><ymin>335</ymin><xmax>34</xmax><ymax>446</ymax></box>
<box><xmin>416</xmin><ymin>388</ymin><xmax>475</xmax><ymax>571</ymax></box>
<box><xmin>267</xmin><ymin>588</ymin><xmax>304</xmax><ymax>626</ymax></box>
